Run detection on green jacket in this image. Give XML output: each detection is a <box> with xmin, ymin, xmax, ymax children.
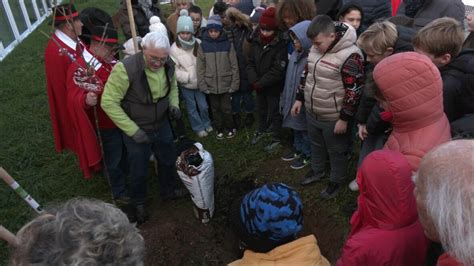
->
<box><xmin>101</xmin><ymin>55</ymin><xmax>179</xmax><ymax>136</ymax></box>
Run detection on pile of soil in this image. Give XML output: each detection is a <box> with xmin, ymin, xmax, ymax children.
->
<box><xmin>140</xmin><ymin>169</ymin><xmax>349</xmax><ymax>265</ymax></box>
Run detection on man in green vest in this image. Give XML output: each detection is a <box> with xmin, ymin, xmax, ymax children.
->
<box><xmin>102</xmin><ymin>31</ymin><xmax>181</xmax><ymax>224</ymax></box>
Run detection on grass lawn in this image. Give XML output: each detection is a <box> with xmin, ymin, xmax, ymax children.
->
<box><xmin>0</xmin><ymin>0</ymin><xmax>357</xmax><ymax>263</ymax></box>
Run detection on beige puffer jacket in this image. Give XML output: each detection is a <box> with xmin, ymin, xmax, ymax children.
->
<box><xmin>304</xmin><ymin>23</ymin><xmax>362</xmax><ymax>121</ymax></box>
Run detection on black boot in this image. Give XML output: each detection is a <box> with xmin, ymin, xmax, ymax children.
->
<box><xmin>244</xmin><ymin>113</ymin><xmax>255</xmax><ymax>128</ymax></box>
<box><xmin>233</xmin><ymin>113</ymin><xmax>241</xmax><ymax>130</ymax></box>
<box><xmin>135</xmin><ymin>204</ymin><xmax>149</xmax><ymax>225</ymax></box>
<box><xmin>113</xmin><ymin>196</ymin><xmax>136</xmax><ymax>223</ymax></box>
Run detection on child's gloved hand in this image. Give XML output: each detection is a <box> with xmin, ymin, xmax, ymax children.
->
<box><xmin>251</xmin><ymin>82</ymin><xmax>263</xmax><ymax>93</ymax></box>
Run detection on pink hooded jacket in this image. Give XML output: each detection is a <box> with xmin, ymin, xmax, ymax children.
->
<box><xmin>373</xmin><ymin>52</ymin><xmax>451</xmax><ymax>170</ymax></box>
<box><xmin>337</xmin><ymin>150</ymin><xmax>429</xmax><ymax>266</ymax></box>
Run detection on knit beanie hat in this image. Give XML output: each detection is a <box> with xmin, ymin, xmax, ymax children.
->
<box><xmin>177</xmin><ymin>9</ymin><xmax>194</xmax><ymax>34</ymax></box>
<box><xmin>207</xmin><ymin>15</ymin><xmax>223</xmax><ymax>31</ymax></box>
<box><xmin>233</xmin><ymin>183</ymin><xmax>303</xmax><ymax>253</ymax></box>
<box><xmin>259</xmin><ymin>7</ymin><xmax>277</xmax><ymax>30</ymax></box>
<box><xmin>149</xmin><ymin>16</ymin><xmax>168</xmax><ymax>38</ymax></box>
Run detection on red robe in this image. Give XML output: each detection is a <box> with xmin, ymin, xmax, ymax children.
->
<box><xmin>44</xmin><ymin>32</ymin><xmax>80</xmax><ymax>153</ymax></box>
<box><xmin>392</xmin><ymin>0</ymin><xmax>402</xmax><ymax>16</ymax></box>
<box><xmin>66</xmin><ymin>54</ymin><xmax>118</xmax><ymax>178</ymax></box>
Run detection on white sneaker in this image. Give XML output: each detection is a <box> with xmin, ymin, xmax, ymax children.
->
<box><xmin>349</xmin><ymin>179</ymin><xmax>359</xmax><ymax>191</ymax></box>
<box><xmin>205</xmin><ymin>127</ymin><xmax>214</xmax><ymax>133</ymax></box>
<box><xmin>197</xmin><ymin>130</ymin><xmax>208</xmax><ymax>138</ymax></box>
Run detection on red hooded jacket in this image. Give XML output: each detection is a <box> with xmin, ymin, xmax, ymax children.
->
<box><xmin>373</xmin><ymin>52</ymin><xmax>451</xmax><ymax>170</ymax></box>
<box><xmin>337</xmin><ymin>150</ymin><xmax>429</xmax><ymax>266</ymax></box>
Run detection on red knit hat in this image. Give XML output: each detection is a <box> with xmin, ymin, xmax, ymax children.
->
<box><xmin>259</xmin><ymin>7</ymin><xmax>277</xmax><ymax>30</ymax></box>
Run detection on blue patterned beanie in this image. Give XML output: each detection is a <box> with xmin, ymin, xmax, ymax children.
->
<box><xmin>239</xmin><ymin>183</ymin><xmax>303</xmax><ymax>242</ymax></box>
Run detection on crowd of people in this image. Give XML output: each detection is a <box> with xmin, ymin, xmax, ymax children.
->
<box><xmin>5</xmin><ymin>0</ymin><xmax>472</xmax><ymax>264</ymax></box>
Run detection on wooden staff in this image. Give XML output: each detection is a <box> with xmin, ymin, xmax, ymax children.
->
<box><xmin>125</xmin><ymin>0</ymin><xmax>139</xmax><ymax>53</ymax></box>
<box><xmin>0</xmin><ymin>167</ymin><xmax>44</xmax><ymax>214</ymax></box>
<box><xmin>0</xmin><ymin>225</ymin><xmax>18</xmax><ymax>247</ymax></box>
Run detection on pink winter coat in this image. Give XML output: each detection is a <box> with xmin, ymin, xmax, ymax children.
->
<box><xmin>373</xmin><ymin>52</ymin><xmax>451</xmax><ymax>170</ymax></box>
<box><xmin>337</xmin><ymin>150</ymin><xmax>429</xmax><ymax>266</ymax></box>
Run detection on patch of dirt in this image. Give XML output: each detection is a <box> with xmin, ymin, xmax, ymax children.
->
<box><xmin>140</xmin><ymin>154</ymin><xmax>351</xmax><ymax>265</ymax></box>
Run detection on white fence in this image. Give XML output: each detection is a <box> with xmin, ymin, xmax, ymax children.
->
<box><xmin>0</xmin><ymin>0</ymin><xmax>52</xmax><ymax>61</ymax></box>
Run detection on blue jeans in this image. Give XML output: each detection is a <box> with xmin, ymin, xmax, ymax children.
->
<box><xmin>231</xmin><ymin>85</ymin><xmax>255</xmax><ymax>114</ymax></box>
<box><xmin>293</xmin><ymin>130</ymin><xmax>311</xmax><ymax>157</ymax></box>
<box><xmin>122</xmin><ymin>120</ymin><xmax>177</xmax><ymax>205</ymax></box>
<box><xmin>100</xmin><ymin>128</ymin><xmax>127</xmax><ymax>199</ymax></box>
<box><xmin>180</xmin><ymin>86</ymin><xmax>212</xmax><ymax>133</ymax></box>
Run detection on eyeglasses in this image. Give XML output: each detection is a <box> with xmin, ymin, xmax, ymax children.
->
<box><xmin>147</xmin><ymin>54</ymin><xmax>168</xmax><ymax>64</ymax></box>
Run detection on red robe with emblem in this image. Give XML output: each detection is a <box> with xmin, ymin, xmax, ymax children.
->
<box><xmin>44</xmin><ymin>33</ymin><xmax>79</xmax><ymax>153</ymax></box>
<box><xmin>66</xmin><ymin>55</ymin><xmax>117</xmax><ymax>178</ymax></box>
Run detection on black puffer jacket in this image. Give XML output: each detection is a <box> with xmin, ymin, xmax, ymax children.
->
<box><xmin>315</xmin><ymin>0</ymin><xmax>342</xmax><ymax>20</ymax></box>
<box><xmin>230</xmin><ymin>25</ymin><xmax>252</xmax><ymax>91</ymax></box>
<box><xmin>350</xmin><ymin>0</ymin><xmax>391</xmax><ymax>31</ymax></box>
<box><xmin>439</xmin><ymin>50</ymin><xmax>474</xmax><ymax>122</ymax></box>
<box><xmin>356</xmin><ymin>25</ymin><xmax>415</xmax><ymax>126</ymax></box>
<box><xmin>397</xmin><ymin>0</ymin><xmax>465</xmax><ymax>30</ymax></box>
<box><xmin>247</xmin><ymin>33</ymin><xmax>288</xmax><ymax>96</ymax></box>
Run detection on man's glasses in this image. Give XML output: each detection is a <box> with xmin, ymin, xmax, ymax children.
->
<box><xmin>147</xmin><ymin>54</ymin><xmax>168</xmax><ymax>64</ymax></box>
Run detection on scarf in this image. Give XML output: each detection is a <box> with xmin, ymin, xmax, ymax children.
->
<box><xmin>259</xmin><ymin>32</ymin><xmax>276</xmax><ymax>45</ymax></box>
<box><xmin>178</xmin><ymin>36</ymin><xmax>196</xmax><ymax>51</ymax></box>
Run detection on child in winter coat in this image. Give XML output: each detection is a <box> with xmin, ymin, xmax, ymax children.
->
<box><xmin>247</xmin><ymin>7</ymin><xmax>288</xmax><ymax>151</ymax></box>
<box><xmin>373</xmin><ymin>52</ymin><xmax>451</xmax><ymax>170</ymax></box>
<box><xmin>188</xmin><ymin>5</ymin><xmax>207</xmax><ymax>39</ymax></box>
<box><xmin>337</xmin><ymin>150</ymin><xmax>429</xmax><ymax>266</ymax></box>
<box><xmin>170</xmin><ymin>10</ymin><xmax>212</xmax><ymax>138</ymax></box>
<box><xmin>413</xmin><ymin>17</ymin><xmax>474</xmax><ymax>138</ymax></box>
<box><xmin>197</xmin><ymin>15</ymin><xmax>240</xmax><ymax>139</ymax></box>
<box><xmin>280</xmin><ymin>20</ymin><xmax>312</xmax><ymax>170</ymax></box>
<box><xmin>350</xmin><ymin>20</ymin><xmax>414</xmax><ymax>191</ymax></box>
<box><xmin>225</xmin><ymin>7</ymin><xmax>255</xmax><ymax>129</ymax></box>
<box><xmin>167</xmin><ymin>0</ymin><xmax>193</xmax><ymax>41</ymax></box>
<box><xmin>292</xmin><ymin>15</ymin><xmax>364</xmax><ymax>199</ymax></box>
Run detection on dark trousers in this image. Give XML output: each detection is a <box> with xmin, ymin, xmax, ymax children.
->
<box><xmin>208</xmin><ymin>93</ymin><xmax>234</xmax><ymax>132</ymax></box>
<box><xmin>357</xmin><ymin>133</ymin><xmax>388</xmax><ymax>167</ymax></box>
<box><xmin>122</xmin><ymin>120</ymin><xmax>177</xmax><ymax>205</ymax></box>
<box><xmin>256</xmin><ymin>93</ymin><xmax>282</xmax><ymax>141</ymax></box>
<box><xmin>231</xmin><ymin>80</ymin><xmax>255</xmax><ymax>114</ymax></box>
<box><xmin>100</xmin><ymin>128</ymin><xmax>127</xmax><ymax>199</ymax></box>
<box><xmin>307</xmin><ymin>112</ymin><xmax>349</xmax><ymax>183</ymax></box>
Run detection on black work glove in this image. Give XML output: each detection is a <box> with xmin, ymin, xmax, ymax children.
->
<box><xmin>169</xmin><ymin>106</ymin><xmax>181</xmax><ymax>120</ymax></box>
<box><xmin>132</xmin><ymin>129</ymin><xmax>150</xmax><ymax>144</ymax></box>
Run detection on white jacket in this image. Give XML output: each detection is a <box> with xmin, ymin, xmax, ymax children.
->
<box><xmin>170</xmin><ymin>40</ymin><xmax>200</xmax><ymax>89</ymax></box>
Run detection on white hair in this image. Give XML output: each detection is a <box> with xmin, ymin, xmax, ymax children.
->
<box><xmin>11</xmin><ymin>198</ymin><xmax>145</xmax><ymax>265</ymax></box>
<box><xmin>141</xmin><ymin>31</ymin><xmax>170</xmax><ymax>51</ymax></box>
<box><xmin>415</xmin><ymin>140</ymin><xmax>474</xmax><ymax>265</ymax></box>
